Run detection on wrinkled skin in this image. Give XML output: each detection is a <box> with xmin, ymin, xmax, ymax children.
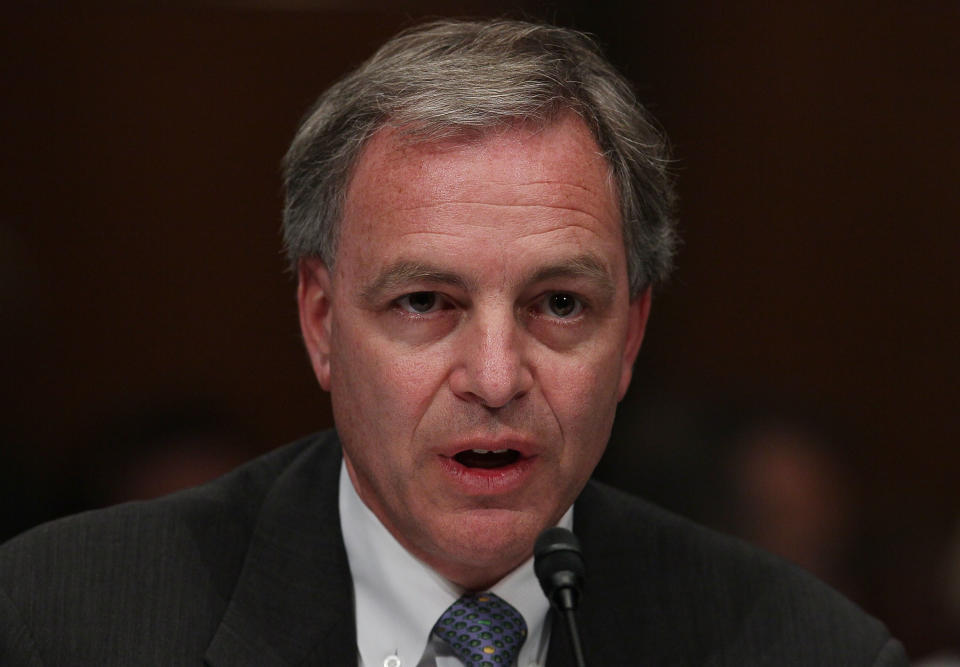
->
<box><xmin>298</xmin><ymin>115</ymin><xmax>650</xmax><ymax>589</ymax></box>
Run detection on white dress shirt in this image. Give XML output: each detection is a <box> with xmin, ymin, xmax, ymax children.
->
<box><xmin>339</xmin><ymin>461</ymin><xmax>572</xmax><ymax>667</ymax></box>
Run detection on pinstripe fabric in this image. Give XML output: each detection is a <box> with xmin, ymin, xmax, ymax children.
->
<box><xmin>1</xmin><ymin>431</ymin><xmax>906</xmax><ymax>666</ymax></box>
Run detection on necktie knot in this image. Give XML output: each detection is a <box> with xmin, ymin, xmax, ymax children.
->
<box><xmin>431</xmin><ymin>592</ymin><xmax>527</xmax><ymax>666</ymax></box>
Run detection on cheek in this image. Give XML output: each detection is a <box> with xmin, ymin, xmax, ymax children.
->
<box><xmin>330</xmin><ymin>319</ymin><xmax>451</xmax><ymax>432</ymax></box>
<box><xmin>540</xmin><ymin>351</ymin><xmax>622</xmax><ymax>442</ymax></box>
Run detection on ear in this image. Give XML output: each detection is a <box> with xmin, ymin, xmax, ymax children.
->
<box><xmin>617</xmin><ymin>287</ymin><xmax>652</xmax><ymax>400</ymax></box>
<box><xmin>297</xmin><ymin>258</ymin><xmax>334</xmax><ymax>391</ymax></box>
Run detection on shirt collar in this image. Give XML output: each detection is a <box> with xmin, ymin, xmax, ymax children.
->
<box><xmin>339</xmin><ymin>460</ymin><xmax>572</xmax><ymax>667</ymax></box>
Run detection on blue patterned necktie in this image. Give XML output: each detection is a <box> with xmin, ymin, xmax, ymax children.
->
<box><xmin>431</xmin><ymin>592</ymin><xmax>528</xmax><ymax>667</ymax></box>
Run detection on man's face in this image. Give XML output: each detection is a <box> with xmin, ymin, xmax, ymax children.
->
<box><xmin>298</xmin><ymin>115</ymin><xmax>649</xmax><ymax>588</ymax></box>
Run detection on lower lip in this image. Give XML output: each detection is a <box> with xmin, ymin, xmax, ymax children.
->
<box><xmin>436</xmin><ymin>455</ymin><xmax>536</xmax><ymax>495</ymax></box>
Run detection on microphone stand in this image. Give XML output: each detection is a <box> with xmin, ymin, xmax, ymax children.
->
<box><xmin>557</xmin><ymin>588</ymin><xmax>587</xmax><ymax>667</ymax></box>
<box><xmin>534</xmin><ymin>527</ymin><xmax>588</xmax><ymax>667</ymax></box>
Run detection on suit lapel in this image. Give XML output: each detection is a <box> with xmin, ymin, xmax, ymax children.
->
<box><xmin>545</xmin><ymin>480</ymin><xmax>657</xmax><ymax>667</ymax></box>
<box><xmin>203</xmin><ymin>445</ymin><xmax>650</xmax><ymax>666</ymax></box>
<box><xmin>545</xmin><ymin>483</ymin><xmax>603</xmax><ymax>667</ymax></box>
<box><xmin>205</xmin><ymin>433</ymin><xmax>356</xmax><ymax>666</ymax></box>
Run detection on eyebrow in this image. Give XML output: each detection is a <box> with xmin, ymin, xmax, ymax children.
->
<box><xmin>360</xmin><ymin>254</ymin><xmax>616</xmax><ymax>304</ymax></box>
<box><xmin>360</xmin><ymin>261</ymin><xmax>473</xmax><ymax>303</ymax></box>
<box><xmin>525</xmin><ymin>254</ymin><xmax>614</xmax><ymax>292</ymax></box>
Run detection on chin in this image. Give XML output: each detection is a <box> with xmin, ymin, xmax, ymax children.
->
<box><xmin>427</xmin><ymin>508</ymin><xmax>543</xmax><ymax>585</ymax></box>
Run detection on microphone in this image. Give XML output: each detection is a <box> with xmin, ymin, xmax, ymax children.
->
<box><xmin>534</xmin><ymin>527</ymin><xmax>587</xmax><ymax>667</ymax></box>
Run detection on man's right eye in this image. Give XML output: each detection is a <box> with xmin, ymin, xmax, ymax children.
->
<box><xmin>397</xmin><ymin>291</ymin><xmax>440</xmax><ymax>314</ymax></box>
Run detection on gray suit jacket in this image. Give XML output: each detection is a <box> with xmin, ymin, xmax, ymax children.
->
<box><xmin>0</xmin><ymin>431</ymin><xmax>907</xmax><ymax>665</ymax></box>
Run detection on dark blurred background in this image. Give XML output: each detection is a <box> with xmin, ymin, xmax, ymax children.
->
<box><xmin>2</xmin><ymin>1</ymin><xmax>958</xmax><ymax>661</ymax></box>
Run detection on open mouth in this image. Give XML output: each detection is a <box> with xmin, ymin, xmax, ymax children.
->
<box><xmin>453</xmin><ymin>448</ymin><xmax>522</xmax><ymax>469</ymax></box>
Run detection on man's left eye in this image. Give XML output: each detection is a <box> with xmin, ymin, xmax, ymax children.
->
<box><xmin>397</xmin><ymin>291</ymin><xmax>442</xmax><ymax>314</ymax></box>
<box><xmin>542</xmin><ymin>292</ymin><xmax>582</xmax><ymax>318</ymax></box>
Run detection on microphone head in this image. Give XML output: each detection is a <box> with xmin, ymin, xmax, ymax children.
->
<box><xmin>534</xmin><ymin>527</ymin><xmax>586</xmax><ymax>611</ymax></box>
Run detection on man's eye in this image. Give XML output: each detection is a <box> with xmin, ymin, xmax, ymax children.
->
<box><xmin>397</xmin><ymin>291</ymin><xmax>441</xmax><ymax>314</ymax></box>
<box><xmin>543</xmin><ymin>292</ymin><xmax>582</xmax><ymax>318</ymax></box>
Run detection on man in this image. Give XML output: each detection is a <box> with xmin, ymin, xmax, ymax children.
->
<box><xmin>1</xmin><ymin>19</ymin><xmax>906</xmax><ymax>666</ymax></box>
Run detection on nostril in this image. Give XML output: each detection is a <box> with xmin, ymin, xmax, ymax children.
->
<box><xmin>448</xmin><ymin>325</ymin><xmax>534</xmax><ymax>408</ymax></box>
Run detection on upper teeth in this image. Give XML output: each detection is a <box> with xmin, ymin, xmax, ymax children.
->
<box><xmin>471</xmin><ymin>448</ymin><xmax>509</xmax><ymax>454</ymax></box>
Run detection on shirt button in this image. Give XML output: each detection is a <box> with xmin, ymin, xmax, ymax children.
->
<box><xmin>383</xmin><ymin>655</ymin><xmax>401</xmax><ymax>667</ymax></box>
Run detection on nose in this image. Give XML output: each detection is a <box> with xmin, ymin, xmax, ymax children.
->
<box><xmin>449</xmin><ymin>309</ymin><xmax>534</xmax><ymax>409</ymax></box>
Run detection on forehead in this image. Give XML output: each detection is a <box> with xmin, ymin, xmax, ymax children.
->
<box><xmin>336</xmin><ymin>115</ymin><xmax>624</xmax><ymax>280</ymax></box>
<box><xmin>351</xmin><ymin>115</ymin><xmax>616</xmax><ymax>216</ymax></box>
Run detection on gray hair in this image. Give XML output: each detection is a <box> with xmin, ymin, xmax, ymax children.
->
<box><xmin>283</xmin><ymin>18</ymin><xmax>677</xmax><ymax>295</ymax></box>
